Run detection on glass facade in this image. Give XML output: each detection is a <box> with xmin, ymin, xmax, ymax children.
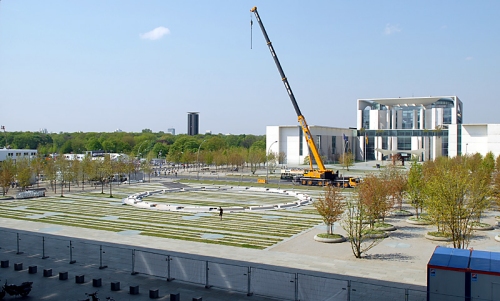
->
<box><xmin>397</xmin><ymin>137</ymin><xmax>412</xmax><ymax>150</ymax></box>
<box><xmin>362</xmin><ymin>108</ymin><xmax>370</xmax><ymax>129</ymax></box>
<box><xmin>401</xmin><ymin>109</ymin><xmax>414</xmax><ymax>129</ymax></box>
<box><xmin>359</xmin><ymin>129</ymin><xmax>449</xmax><ymax>159</ymax></box>
<box><xmin>458</xmin><ymin>126</ymin><xmax>462</xmax><ymax>155</ymax></box>
<box><xmin>331</xmin><ymin>136</ymin><xmax>336</xmax><ymax>155</ymax></box>
<box><xmin>442</xmin><ymin>135</ymin><xmax>449</xmax><ymax>157</ymax></box>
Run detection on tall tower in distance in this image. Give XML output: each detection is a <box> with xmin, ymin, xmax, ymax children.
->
<box><xmin>187</xmin><ymin>112</ymin><xmax>199</xmax><ymax>136</ymax></box>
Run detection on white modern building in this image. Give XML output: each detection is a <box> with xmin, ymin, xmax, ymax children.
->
<box><xmin>357</xmin><ymin>96</ymin><xmax>463</xmax><ymax>161</ymax></box>
<box><xmin>0</xmin><ymin>148</ymin><xmax>38</xmax><ymax>163</ymax></box>
<box><xmin>452</xmin><ymin>124</ymin><xmax>500</xmax><ymax>158</ymax></box>
<box><xmin>266</xmin><ymin>96</ymin><xmax>500</xmax><ymax>165</ymax></box>
<box><xmin>266</xmin><ymin>125</ymin><xmax>357</xmax><ymax>166</ymax></box>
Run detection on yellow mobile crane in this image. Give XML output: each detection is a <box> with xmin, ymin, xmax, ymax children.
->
<box><xmin>251</xmin><ymin>7</ymin><xmax>358</xmax><ymax>187</ymax></box>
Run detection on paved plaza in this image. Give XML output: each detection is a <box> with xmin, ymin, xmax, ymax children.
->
<box><xmin>2</xmin><ymin>163</ymin><xmax>500</xmax><ymax>300</ymax></box>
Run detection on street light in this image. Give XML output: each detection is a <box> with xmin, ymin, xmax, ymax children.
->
<box><xmin>266</xmin><ymin>140</ymin><xmax>278</xmax><ymax>184</ymax></box>
<box><xmin>197</xmin><ymin>140</ymin><xmax>206</xmax><ymax>180</ymax></box>
<box><xmin>466</xmin><ymin>143</ymin><xmax>468</xmax><ymax>155</ymax></box>
<box><xmin>137</xmin><ymin>140</ymin><xmax>150</xmax><ymax>159</ymax></box>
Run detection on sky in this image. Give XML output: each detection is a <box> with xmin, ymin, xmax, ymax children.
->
<box><xmin>1</xmin><ymin>1</ymin><xmax>499</xmax><ymax>135</ymax></box>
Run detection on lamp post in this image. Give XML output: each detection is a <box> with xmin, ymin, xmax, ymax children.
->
<box><xmin>137</xmin><ymin>140</ymin><xmax>149</xmax><ymax>159</ymax></box>
<box><xmin>197</xmin><ymin>140</ymin><xmax>206</xmax><ymax>180</ymax></box>
<box><xmin>466</xmin><ymin>143</ymin><xmax>468</xmax><ymax>155</ymax></box>
<box><xmin>266</xmin><ymin>140</ymin><xmax>278</xmax><ymax>184</ymax></box>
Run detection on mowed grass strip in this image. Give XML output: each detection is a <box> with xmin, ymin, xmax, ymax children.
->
<box><xmin>0</xmin><ymin>185</ymin><xmax>322</xmax><ymax>249</ymax></box>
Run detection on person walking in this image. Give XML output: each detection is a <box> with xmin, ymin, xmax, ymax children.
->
<box><xmin>219</xmin><ymin>207</ymin><xmax>223</xmax><ymax>220</ymax></box>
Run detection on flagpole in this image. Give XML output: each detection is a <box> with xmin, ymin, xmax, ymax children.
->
<box><xmin>364</xmin><ymin>133</ymin><xmax>367</xmax><ymax>163</ymax></box>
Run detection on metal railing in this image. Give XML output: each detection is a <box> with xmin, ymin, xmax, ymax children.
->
<box><xmin>0</xmin><ymin>229</ymin><xmax>430</xmax><ymax>301</ymax></box>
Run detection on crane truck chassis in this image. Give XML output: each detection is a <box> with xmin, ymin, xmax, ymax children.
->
<box><xmin>292</xmin><ymin>171</ymin><xmax>360</xmax><ymax>188</ymax></box>
<box><xmin>281</xmin><ymin>168</ymin><xmax>359</xmax><ymax>187</ymax></box>
<box><xmin>251</xmin><ymin>6</ymin><xmax>359</xmax><ymax>188</ymax></box>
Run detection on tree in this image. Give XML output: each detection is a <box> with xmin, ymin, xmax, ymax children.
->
<box><xmin>267</xmin><ymin>151</ymin><xmax>278</xmax><ymax>174</ymax></box>
<box><xmin>79</xmin><ymin>155</ymin><xmax>91</xmax><ymax>190</ymax></box>
<box><xmin>493</xmin><ymin>155</ymin><xmax>500</xmax><ymax>208</ymax></box>
<box><xmin>358</xmin><ymin>173</ymin><xmax>392</xmax><ymax>227</ymax></box>
<box><xmin>44</xmin><ymin>158</ymin><xmax>57</xmax><ymax>194</ymax></box>
<box><xmin>278</xmin><ymin>151</ymin><xmax>287</xmax><ymax>165</ymax></box>
<box><xmin>99</xmin><ymin>154</ymin><xmax>116</xmax><ymax>197</ymax></box>
<box><xmin>204</xmin><ymin>136</ymin><xmax>226</xmax><ymax>151</ymax></box>
<box><xmin>341</xmin><ymin>192</ymin><xmax>385</xmax><ymax>258</ymax></box>
<box><xmin>213</xmin><ymin>149</ymin><xmax>227</xmax><ymax>171</ymax></box>
<box><xmin>227</xmin><ymin>147</ymin><xmax>245</xmax><ymax>170</ymax></box>
<box><xmin>339</xmin><ymin>152</ymin><xmax>355</xmax><ymax>171</ymax></box>
<box><xmin>140</xmin><ymin>160</ymin><xmax>153</xmax><ymax>183</ymax></box>
<box><xmin>68</xmin><ymin>159</ymin><xmax>80</xmax><ymax>191</ymax></box>
<box><xmin>406</xmin><ymin>161</ymin><xmax>425</xmax><ymax>218</ymax></box>
<box><xmin>382</xmin><ymin>165</ymin><xmax>407</xmax><ymax>211</ymax></box>
<box><xmin>248</xmin><ymin>146</ymin><xmax>264</xmax><ymax>175</ymax></box>
<box><xmin>30</xmin><ymin>156</ymin><xmax>45</xmax><ymax>188</ymax></box>
<box><xmin>0</xmin><ymin>159</ymin><xmax>16</xmax><ymax>196</ymax></box>
<box><xmin>423</xmin><ymin>156</ymin><xmax>492</xmax><ymax>248</ymax></box>
<box><xmin>482</xmin><ymin>152</ymin><xmax>496</xmax><ymax>173</ymax></box>
<box><xmin>92</xmin><ymin>159</ymin><xmax>107</xmax><ymax>194</ymax></box>
<box><xmin>313</xmin><ymin>185</ymin><xmax>345</xmax><ymax>234</ymax></box>
<box><xmin>16</xmin><ymin>158</ymin><xmax>33</xmax><ymax>191</ymax></box>
<box><xmin>55</xmin><ymin>155</ymin><xmax>69</xmax><ymax>197</ymax></box>
<box><xmin>86</xmin><ymin>138</ymin><xmax>102</xmax><ymax>151</ymax></box>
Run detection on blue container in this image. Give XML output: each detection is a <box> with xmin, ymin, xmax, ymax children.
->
<box><xmin>469</xmin><ymin>249</ymin><xmax>500</xmax><ymax>301</ymax></box>
<box><xmin>427</xmin><ymin>246</ymin><xmax>471</xmax><ymax>301</ymax></box>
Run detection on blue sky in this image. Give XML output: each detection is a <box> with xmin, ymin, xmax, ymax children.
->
<box><xmin>1</xmin><ymin>1</ymin><xmax>499</xmax><ymax>135</ymax></box>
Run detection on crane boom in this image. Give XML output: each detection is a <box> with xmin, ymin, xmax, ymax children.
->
<box><xmin>251</xmin><ymin>6</ymin><xmax>329</xmax><ymax>174</ymax></box>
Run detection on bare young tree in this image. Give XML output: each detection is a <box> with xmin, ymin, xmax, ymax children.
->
<box><xmin>341</xmin><ymin>192</ymin><xmax>385</xmax><ymax>258</ymax></box>
<box><xmin>358</xmin><ymin>174</ymin><xmax>392</xmax><ymax>227</ymax></box>
<box><xmin>313</xmin><ymin>185</ymin><xmax>345</xmax><ymax>234</ymax></box>
<box><xmin>382</xmin><ymin>164</ymin><xmax>407</xmax><ymax>211</ymax></box>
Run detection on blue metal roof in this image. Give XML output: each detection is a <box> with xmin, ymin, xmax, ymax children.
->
<box><xmin>470</xmin><ymin>250</ymin><xmax>500</xmax><ymax>273</ymax></box>
<box><xmin>428</xmin><ymin>247</ymin><xmax>470</xmax><ymax>269</ymax></box>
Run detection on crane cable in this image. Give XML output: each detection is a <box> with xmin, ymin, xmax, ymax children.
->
<box><xmin>250</xmin><ymin>12</ymin><xmax>253</xmax><ymax>49</ymax></box>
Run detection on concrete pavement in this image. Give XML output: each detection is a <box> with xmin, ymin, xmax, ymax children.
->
<box><xmin>2</xmin><ymin>162</ymin><xmax>500</xmax><ymax>300</ymax></box>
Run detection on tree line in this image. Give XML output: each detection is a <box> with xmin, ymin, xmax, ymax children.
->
<box><xmin>0</xmin><ymin>130</ymin><xmax>290</xmax><ymax>196</ymax></box>
<box><xmin>0</xmin><ymin>130</ymin><xmax>266</xmax><ymax>158</ymax></box>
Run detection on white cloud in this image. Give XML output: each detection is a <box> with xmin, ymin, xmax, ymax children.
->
<box><xmin>384</xmin><ymin>23</ymin><xmax>401</xmax><ymax>35</ymax></box>
<box><xmin>140</xmin><ymin>26</ymin><xmax>170</xmax><ymax>40</ymax></box>
<box><xmin>465</xmin><ymin>56</ymin><xmax>473</xmax><ymax>60</ymax></box>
